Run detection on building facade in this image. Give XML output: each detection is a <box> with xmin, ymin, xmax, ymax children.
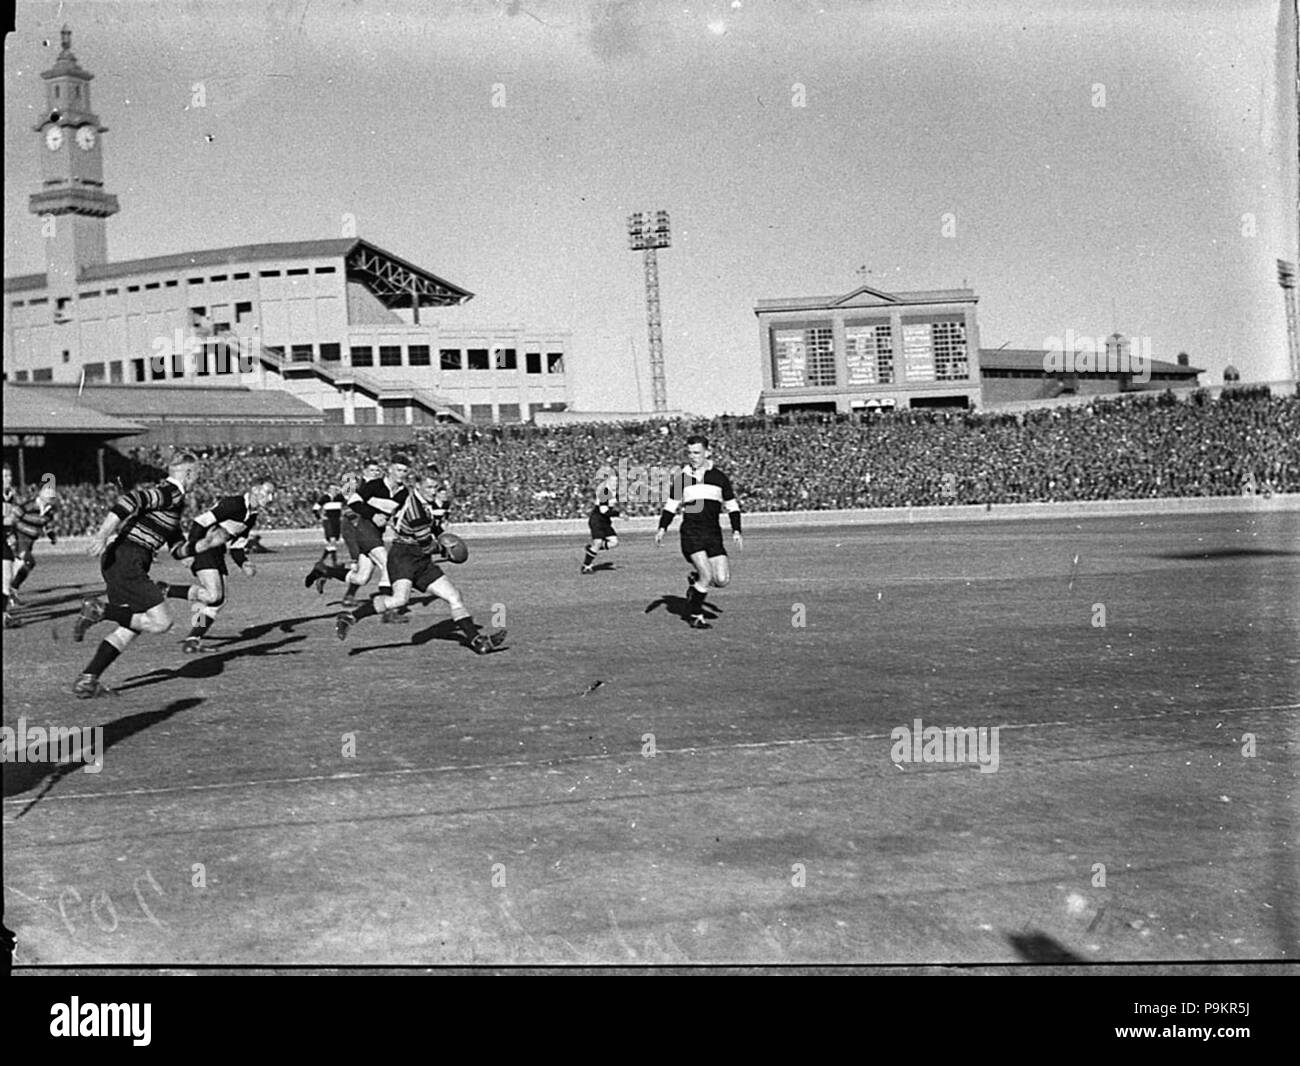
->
<box><xmin>754</xmin><ymin>285</ymin><xmax>982</xmax><ymax>413</ymax></box>
<box><xmin>3</xmin><ymin>29</ymin><xmax>571</xmax><ymax>425</ymax></box>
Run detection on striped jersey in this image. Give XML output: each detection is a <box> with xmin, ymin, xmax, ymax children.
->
<box><xmin>659</xmin><ymin>463</ymin><xmax>742</xmax><ymax>533</ymax></box>
<box><xmin>2</xmin><ymin>486</ymin><xmax>16</xmax><ymax>534</ymax></box>
<box><xmin>14</xmin><ymin>497</ymin><xmax>58</xmax><ymax>542</ymax></box>
<box><xmin>391</xmin><ymin>490</ymin><xmax>449</xmax><ymax>551</ymax></box>
<box><xmin>314</xmin><ymin>493</ymin><xmax>345</xmax><ymax>519</ymax></box>
<box><xmin>187</xmin><ymin>494</ymin><xmax>258</xmax><ymax>556</ymax></box>
<box><xmin>110</xmin><ymin>479</ymin><xmax>187</xmax><ymax>554</ymax></box>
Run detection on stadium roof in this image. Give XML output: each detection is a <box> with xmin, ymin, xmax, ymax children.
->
<box><xmin>2</xmin><ymin>384</ymin><xmax>146</xmax><ymax>437</ymax></box>
<box><xmin>14</xmin><ymin>383</ymin><xmax>325</xmax><ymax>424</ymax></box>
<box><xmin>978</xmin><ymin>348</ymin><xmax>1203</xmax><ymax>375</ymax></box>
<box><xmin>3</xmin><ymin>237</ymin><xmax>474</xmax><ymax>309</ymax></box>
<box><xmin>755</xmin><ymin>285</ymin><xmax>978</xmax><ymax>313</ymax></box>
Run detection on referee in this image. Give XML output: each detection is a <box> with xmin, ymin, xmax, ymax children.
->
<box><xmin>70</xmin><ymin>453</ymin><xmax>207</xmax><ymax>698</ymax></box>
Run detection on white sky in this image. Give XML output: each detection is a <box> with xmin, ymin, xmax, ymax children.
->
<box><xmin>6</xmin><ymin>0</ymin><xmax>1298</xmax><ymax>413</ymax></box>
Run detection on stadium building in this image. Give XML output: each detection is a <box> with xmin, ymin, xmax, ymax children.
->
<box><xmin>3</xmin><ymin>29</ymin><xmax>571</xmax><ymax>426</ymax></box>
<box><xmin>754</xmin><ymin>287</ymin><xmax>1202</xmax><ymax>414</ymax></box>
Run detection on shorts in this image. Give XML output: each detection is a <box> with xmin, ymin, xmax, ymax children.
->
<box><xmin>340</xmin><ymin>517</ymin><xmax>361</xmax><ymax>560</ymax></box>
<box><xmin>588</xmin><ymin>522</ymin><xmax>616</xmax><ymax>541</ymax></box>
<box><xmin>680</xmin><ymin>526</ymin><xmax>726</xmax><ymax>562</ymax></box>
<box><xmin>322</xmin><ymin>514</ymin><xmax>341</xmax><ymax>541</ymax></box>
<box><xmin>353</xmin><ymin>518</ymin><xmax>385</xmax><ymax>556</ymax></box>
<box><xmin>190</xmin><ymin>547</ymin><xmax>228</xmax><ymax>576</ymax></box>
<box><xmin>102</xmin><ymin>541</ymin><xmax>165</xmax><ymax>612</ymax></box>
<box><xmin>387</xmin><ymin>541</ymin><xmax>444</xmax><ymax>592</ymax></box>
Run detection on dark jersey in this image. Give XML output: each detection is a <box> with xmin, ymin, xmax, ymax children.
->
<box><xmin>111</xmin><ymin>479</ymin><xmax>187</xmax><ymax>555</ymax></box>
<box><xmin>314</xmin><ymin>493</ymin><xmax>345</xmax><ymax>519</ymax></box>
<box><xmin>659</xmin><ymin>463</ymin><xmax>741</xmax><ymax>534</ymax></box>
<box><xmin>588</xmin><ymin>502</ymin><xmax>620</xmax><ymax>538</ymax></box>
<box><xmin>187</xmin><ymin>493</ymin><xmax>258</xmax><ymax>558</ymax></box>
<box><xmin>350</xmin><ymin>478</ymin><xmax>408</xmax><ymax>526</ymax></box>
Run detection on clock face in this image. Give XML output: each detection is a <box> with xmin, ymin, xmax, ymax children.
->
<box><xmin>76</xmin><ymin>126</ymin><xmax>96</xmax><ymax>151</ymax></box>
<box><xmin>45</xmin><ymin>126</ymin><xmax>64</xmax><ymax>151</ymax></box>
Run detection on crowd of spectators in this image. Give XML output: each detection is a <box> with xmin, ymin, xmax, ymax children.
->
<box><xmin>12</xmin><ymin>387</ymin><xmax>1299</xmax><ymax>535</ymax></box>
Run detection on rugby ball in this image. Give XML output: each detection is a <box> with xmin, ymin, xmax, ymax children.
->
<box><xmin>438</xmin><ymin>532</ymin><xmax>468</xmax><ymax>563</ymax></box>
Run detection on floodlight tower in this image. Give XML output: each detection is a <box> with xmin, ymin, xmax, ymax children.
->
<box><xmin>1279</xmin><ymin>260</ymin><xmax>1298</xmax><ymax>382</ymax></box>
<box><xmin>627</xmin><ymin>210</ymin><xmax>672</xmax><ymax>412</ymax></box>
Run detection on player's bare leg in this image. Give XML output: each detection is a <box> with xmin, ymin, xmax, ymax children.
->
<box><xmin>335</xmin><ymin>577</ymin><xmax>403</xmax><ymax>639</ymax></box>
<box><xmin>428</xmin><ymin>575</ymin><xmax>505</xmax><ymax>653</ymax></box>
<box><xmin>75</xmin><ymin>604</ymin><xmax>172</xmax><ymax>697</ymax></box>
<box><xmin>2</xmin><ymin>556</ymin><xmax>17</xmax><ymax>627</ymax></box>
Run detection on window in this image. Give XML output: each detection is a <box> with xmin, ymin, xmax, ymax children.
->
<box><xmin>83</xmin><ymin>362</ymin><xmax>105</xmax><ymax>382</ymax></box>
<box><xmin>56</xmin><ymin>297</ymin><xmax>71</xmax><ymax>320</ymax></box>
<box><xmin>315</xmin><ymin>266</ymin><xmax>336</xmax><ymax>274</ymax></box>
<box><xmin>354</xmin><ymin>407</ymin><xmax>376</xmax><ymax>424</ymax></box>
<box><xmin>259</xmin><ymin>270</ymin><xmax>280</xmax><ymax>278</ymax></box>
<box><xmin>195</xmin><ymin>348</ymin><xmax>209</xmax><ymax>377</ymax></box>
<box><xmin>323</xmin><ymin>408</ymin><xmax>345</xmax><ymax>423</ymax></box>
<box><xmin>350</xmin><ymin>346</ymin><xmax>373</xmax><ymax>367</ymax></box>
<box><xmin>498</xmin><ymin>403</ymin><xmax>521</xmax><ymax>422</ymax></box>
<box><xmin>380</xmin><ymin>345</ymin><xmax>402</xmax><ymax>367</ymax></box>
<box><xmin>933</xmin><ymin>321</ymin><xmax>969</xmax><ymax>380</ymax></box>
<box><xmin>127</xmin><ymin>286</ymin><xmax>140</xmax><ymax>293</ymax></box>
<box><xmin>470</xmin><ymin>403</ymin><xmax>493</xmax><ymax>423</ymax></box>
<box><xmin>467</xmin><ymin>348</ymin><xmax>490</xmax><ymax>370</ymax></box>
<box><xmin>845</xmin><ymin>323</ymin><xmax>892</xmax><ymax>385</ymax></box>
<box><xmin>320</xmin><ymin>343</ymin><xmax>341</xmax><ymax>362</ymax></box>
<box><xmin>14</xmin><ymin>371</ymin><xmax>29</xmax><ymax>382</ymax></box>
<box><xmin>188</xmin><ymin>277</ymin><xmax>204</xmax><ymax>285</ymax></box>
<box><xmin>151</xmin><ymin>358</ymin><xmax>167</xmax><ymax>381</ymax></box>
<box><xmin>132</xmin><ymin>358</ymin><xmax>146</xmax><ymax>382</ymax></box>
<box><xmin>235</xmin><ymin>301</ymin><xmax>253</xmax><ymax>323</ymax></box>
<box><xmin>81</xmin><ymin>290</ymin><xmax>101</xmax><ymax>300</ymax></box>
<box><xmin>62</xmin><ymin>349</ymin><xmax>71</xmax><ymax>363</ymax></box>
<box><xmin>286</xmin><ymin>268</ymin><xmax>308</xmax><ymax>276</ymax></box>
<box><xmin>805</xmin><ymin>328</ymin><xmax>835</xmax><ymax>386</ymax></box>
<box><xmin>145</xmin><ymin>282</ymin><xmax>160</xmax><ymax>290</ymax></box>
<box><xmin>210</xmin><ymin>275</ymin><xmax>227</xmax><ymax>283</ymax></box>
<box><xmin>902</xmin><ymin>322</ymin><xmax>936</xmax><ymax>382</ymax></box>
<box><xmin>110</xmin><ymin>361</ymin><xmax>123</xmax><ymax>383</ymax></box>
<box><xmin>526</xmin><ymin>352</ymin><xmax>542</xmax><ymax>374</ymax></box>
<box><xmin>29</xmin><ymin>297</ymin><xmax>48</xmax><ymax>305</ymax></box>
<box><xmin>292</xmin><ymin>344</ymin><xmax>314</xmax><ymax>363</ymax></box>
<box><xmin>10</xmin><ymin>300</ymin><xmax>24</xmax><ymax>309</ymax></box>
<box><xmin>233</xmin><ymin>272</ymin><xmax>250</xmax><ymax>280</ymax></box>
<box><xmin>105</xmin><ymin>288</ymin><xmax>118</xmax><ymax>296</ymax></box>
<box><xmin>214</xmin><ymin>322</ymin><xmax>230</xmax><ymax>334</ymax></box>
<box><xmin>440</xmin><ymin>348</ymin><xmax>463</xmax><ymax>370</ymax></box>
<box><xmin>547</xmin><ymin>352</ymin><xmax>565</xmax><ymax>374</ymax></box>
<box><xmin>165</xmin><ymin>280</ymin><xmax>178</xmax><ymax>288</ymax></box>
<box><xmin>495</xmin><ymin>348</ymin><xmax>517</xmax><ymax>370</ymax></box>
<box><xmin>408</xmin><ymin>345</ymin><xmax>431</xmax><ymax>366</ymax></box>
<box><xmin>32</xmin><ymin>368</ymin><xmax>53</xmax><ymax>382</ymax></box>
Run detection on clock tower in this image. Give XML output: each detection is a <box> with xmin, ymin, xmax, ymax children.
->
<box><xmin>29</xmin><ymin>26</ymin><xmax>120</xmax><ymax>299</ymax></box>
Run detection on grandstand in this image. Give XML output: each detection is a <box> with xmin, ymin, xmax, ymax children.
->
<box><xmin>3</xmin><ymin>29</ymin><xmax>572</xmax><ymax>427</ymax></box>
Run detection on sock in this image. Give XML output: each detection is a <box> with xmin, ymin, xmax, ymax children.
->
<box><xmin>105</xmin><ymin>603</ymin><xmax>134</xmax><ymax>627</ymax></box>
<box><xmin>378</xmin><ymin>585</ymin><xmax>393</xmax><ymax>597</ymax></box>
<box><xmin>582</xmin><ymin>548</ymin><xmax>597</xmax><ymax>567</ymax></box>
<box><xmin>165</xmin><ymin>583</ymin><xmax>191</xmax><ymax>599</ymax></box>
<box><xmin>83</xmin><ymin>640</ymin><xmax>121</xmax><ymax>678</ymax></box>
<box><xmin>188</xmin><ymin>615</ymin><xmax>213</xmax><ymax>639</ymax></box>
<box><xmin>455</xmin><ymin>616</ymin><xmax>479</xmax><ymax>641</ymax></box>
<box><xmin>11</xmin><ymin>566</ymin><xmax>29</xmax><ymax>590</ymax></box>
<box><xmin>350</xmin><ymin>601</ymin><xmax>378</xmax><ymax>621</ymax></box>
<box><xmin>322</xmin><ymin>564</ymin><xmax>349</xmax><ymax>581</ymax></box>
<box><xmin>325</xmin><ymin>549</ymin><xmax>338</xmax><ymax>566</ymax></box>
<box><xmin>686</xmin><ymin>586</ymin><xmax>706</xmax><ymax>616</ymax></box>
<box><xmin>344</xmin><ymin>581</ymin><xmax>360</xmax><ymax>599</ymax></box>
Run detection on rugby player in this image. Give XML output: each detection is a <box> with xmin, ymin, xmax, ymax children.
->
<box><xmin>2</xmin><ymin>464</ymin><xmax>17</xmax><ymax>628</ymax></box>
<box><xmin>335</xmin><ymin>471</ymin><xmax>505</xmax><ymax>654</ymax></box>
<box><xmin>311</xmin><ymin>481</ymin><xmax>346</xmax><ymax>577</ymax></box>
<box><xmin>70</xmin><ymin>453</ymin><xmax>203</xmax><ymax>698</ymax></box>
<box><xmin>158</xmin><ymin>479</ymin><xmax>275</xmax><ymax>653</ymax></box>
<box><xmin>581</xmin><ymin>492</ymin><xmax>620</xmax><ymax>574</ymax></box>
<box><xmin>653</xmin><ymin>435</ymin><xmax>742</xmax><ymax>630</ymax></box>
<box><xmin>7</xmin><ymin>478</ymin><xmax>61</xmax><ymax>611</ymax></box>
<box><xmin>305</xmin><ymin>461</ymin><xmax>394</xmax><ymax>606</ymax></box>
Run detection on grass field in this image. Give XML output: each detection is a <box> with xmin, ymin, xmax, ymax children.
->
<box><xmin>3</xmin><ymin>511</ymin><xmax>1298</xmax><ymax>967</ymax></box>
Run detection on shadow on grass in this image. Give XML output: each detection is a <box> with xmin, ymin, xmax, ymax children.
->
<box><xmin>113</xmin><ymin>634</ymin><xmax>305</xmax><ymax>692</ymax></box>
<box><xmin>1155</xmin><ymin>547</ymin><xmax>1300</xmax><ymax>560</ymax></box>
<box><xmin>346</xmin><ymin>617</ymin><xmax>473</xmax><ymax>655</ymax></box>
<box><xmin>3</xmin><ymin>697</ymin><xmax>205</xmax><ymax>816</ymax></box>
<box><xmin>1006</xmin><ymin>931</ymin><xmax>1086</xmax><ymax>964</ymax></box>
<box><xmin>643</xmin><ymin>595</ymin><xmax>723</xmax><ymax>621</ymax></box>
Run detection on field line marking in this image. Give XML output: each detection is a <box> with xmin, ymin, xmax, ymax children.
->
<box><xmin>4</xmin><ymin>702</ymin><xmax>1295</xmax><ymax>809</ymax></box>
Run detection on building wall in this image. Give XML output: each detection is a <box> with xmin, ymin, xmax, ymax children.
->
<box><xmin>5</xmin><ymin>254</ymin><xmax>572</xmax><ymax>423</ymax></box>
<box><xmin>755</xmin><ymin>299</ymin><xmax>982</xmax><ymax>412</ymax></box>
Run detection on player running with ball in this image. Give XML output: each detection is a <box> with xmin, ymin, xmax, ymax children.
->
<box><xmin>654</xmin><ymin>435</ymin><xmax>742</xmax><ymax>630</ymax></box>
<box><xmin>335</xmin><ymin>471</ymin><xmax>506</xmax><ymax>654</ymax></box>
